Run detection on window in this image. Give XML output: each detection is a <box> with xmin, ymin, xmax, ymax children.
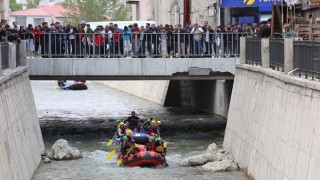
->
<box><xmin>34</xmin><ymin>18</ymin><xmax>45</xmax><ymax>26</ymax></box>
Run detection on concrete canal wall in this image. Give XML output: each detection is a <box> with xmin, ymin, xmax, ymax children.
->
<box><xmin>224</xmin><ymin>64</ymin><xmax>320</xmax><ymax>180</ymax></box>
<box><xmin>0</xmin><ymin>67</ymin><xmax>44</xmax><ymax>180</ymax></box>
<box><xmin>97</xmin><ymin>80</ymin><xmax>232</xmax><ymax>118</ymax></box>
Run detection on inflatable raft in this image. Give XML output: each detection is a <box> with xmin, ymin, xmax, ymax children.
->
<box><xmin>119</xmin><ymin>145</ymin><xmax>165</xmax><ymax>167</ymax></box>
<box><xmin>131</xmin><ymin>133</ymin><xmax>149</xmax><ymax>145</ymax></box>
<box><xmin>61</xmin><ymin>83</ymin><xmax>88</xmax><ymax>90</ymax></box>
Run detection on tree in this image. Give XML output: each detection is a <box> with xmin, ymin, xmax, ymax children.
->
<box><xmin>113</xmin><ymin>4</ymin><xmax>131</xmax><ymax>21</ymax></box>
<box><xmin>10</xmin><ymin>0</ymin><xmax>23</xmax><ymax>12</ymax></box>
<box><xmin>27</xmin><ymin>0</ymin><xmax>41</xmax><ymax>9</ymax></box>
<box><xmin>63</xmin><ymin>0</ymin><xmax>131</xmax><ymax>24</ymax></box>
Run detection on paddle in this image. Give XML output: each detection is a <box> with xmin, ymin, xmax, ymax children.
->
<box><xmin>106</xmin><ymin>133</ymin><xmax>117</xmax><ymax>147</ymax></box>
<box><xmin>117</xmin><ymin>147</ymin><xmax>132</xmax><ymax>166</ymax></box>
<box><xmin>107</xmin><ymin>149</ymin><xmax>116</xmax><ymax>160</ymax></box>
<box><xmin>54</xmin><ymin>85</ymin><xmax>59</xmax><ymax>90</ymax></box>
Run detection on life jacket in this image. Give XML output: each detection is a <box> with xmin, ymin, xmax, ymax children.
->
<box><xmin>120</xmin><ymin>127</ymin><xmax>125</xmax><ymax>134</ymax></box>
<box><xmin>149</xmin><ymin>125</ymin><xmax>158</xmax><ymax>134</ymax></box>
<box><xmin>126</xmin><ymin>143</ymin><xmax>138</xmax><ymax>154</ymax></box>
<box><xmin>155</xmin><ymin>142</ymin><xmax>167</xmax><ymax>153</ymax></box>
<box><xmin>146</xmin><ymin>142</ymin><xmax>155</xmax><ymax>151</ymax></box>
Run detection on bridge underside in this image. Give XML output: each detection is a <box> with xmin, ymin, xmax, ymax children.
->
<box><xmin>27</xmin><ymin>58</ymin><xmax>238</xmax><ymax>80</ymax></box>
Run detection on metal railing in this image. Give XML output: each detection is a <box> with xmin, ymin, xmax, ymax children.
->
<box><xmin>294</xmin><ymin>40</ymin><xmax>320</xmax><ymax>80</ymax></box>
<box><xmin>21</xmin><ymin>32</ymin><xmax>246</xmax><ymax>58</ymax></box>
<box><xmin>1</xmin><ymin>43</ymin><xmax>9</xmax><ymax>70</ymax></box>
<box><xmin>245</xmin><ymin>38</ymin><xmax>261</xmax><ymax>65</ymax></box>
<box><xmin>269</xmin><ymin>38</ymin><xmax>284</xmax><ymax>71</ymax></box>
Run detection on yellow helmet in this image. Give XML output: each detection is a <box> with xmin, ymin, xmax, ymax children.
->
<box><xmin>126</xmin><ymin>129</ymin><xmax>132</xmax><ymax>136</ymax></box>
<box><xmin>156</xmin><ymin>121</ymin><xmax>161</xmax><ymax>125</ymax></box>
<box><xmin>151</xmin><ymin>120</ymin><xmax>156</xmax><ymax>125</ymax></box>
<box><xmin>119</xmin><ymin>122</ymin><xmax>124</xmax><ymax>126</ymax></box>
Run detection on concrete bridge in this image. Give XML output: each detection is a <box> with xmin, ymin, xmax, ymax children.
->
<box><xmin>27</xmin><ymin>57</ymin><xmax>238</xmax><ymax>80</ymax></box>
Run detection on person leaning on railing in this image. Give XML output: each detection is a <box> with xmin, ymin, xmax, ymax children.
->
<box><xmin>174</xmin><ymin>24</ymin><xmax>187</xmax><ymax>57</ymax></box>
<box><xmin>190</xmin><ymin>23</ymin><xmax>204</xmax><ymax>57</ymax></box>
<box><xmin>94</xmin><ymin>28</ymin><xmax>104</xmax><ymax>57</ymax></box>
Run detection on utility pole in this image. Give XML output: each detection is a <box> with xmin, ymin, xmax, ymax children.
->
<box><xmin>183</xmin><ymin>0</ymin><xmax>190</xmax><ymax>27</ymax></box>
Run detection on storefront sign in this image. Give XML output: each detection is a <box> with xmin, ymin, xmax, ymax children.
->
<box><xmin>220</xmin><ymin>0</ymin><xmax>281</xmax><ymax>7</ymax></box>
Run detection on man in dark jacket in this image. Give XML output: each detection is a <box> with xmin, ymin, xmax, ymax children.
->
<box><xmin>146</xmin><ymin>24</ymin><xmax>159</xmax><ymax>56</ymax></box>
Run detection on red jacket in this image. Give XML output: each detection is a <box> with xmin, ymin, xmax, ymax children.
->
<box><xmin>32</xmin><ymin>29</ymin><xmax>42</xmax><ymax>42</ymax></box>
<box><xmin>94</xmin><ymin>34</ymin><xmax>104</xmax><ymax>46</ymax></box>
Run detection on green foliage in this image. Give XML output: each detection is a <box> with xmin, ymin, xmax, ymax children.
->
<box><xmin>63</xmin><ymin>0</ymin><xmax>131</xmax><ymax>24</ymax></box>
<box><xmin>9</xmin><ymin>0</ymin><xmax>23</xmax><ymax>12</ymax></box>
<box><xmin>27</xmin><ymin>0</ymin><xmax>41</xmax><ymax>9</ymax></box>
<box><xmin>113</xmin><ymin>4</ymin><xmax>131</xmax><ymax>21</ymax></box>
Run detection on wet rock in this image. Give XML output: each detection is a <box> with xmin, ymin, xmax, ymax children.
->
<box><xmin>202</xmin><ymin>160</ymin><xmax>239</xmax><ymax>172</ymax></box>
<box><xmin>180</xmin><ymin>153</ymin><xmax>213</xmax><ymax>166</ymax></box>
<box><xmin>42</xmin><ymin>157</ymin><xmax>51</xmax><ymax>163</ymax></box>
<box><xmin>41</xmin><ymin>150</ymin><xmax>48</xmax><ymax>156</ymax></box>
<box><xmin>205</xmin><ymin>143</ymin><xmax>218</xmax><ymax>154</ymax></box>
<box><xmin>52</xmin><ymin>139</ymin><xmax>83</xmax><ymax>160</ymax></box>
<box><xmin>47</xmin><ymin>152</ymin><xmax>54</xmax><ymax>159</ymax></box>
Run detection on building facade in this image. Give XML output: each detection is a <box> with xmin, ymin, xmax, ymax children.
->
<box><xmin>127</xmin><ymin>0</ymin><xmax>219</xmax><ymax>27</ymax></box>
<box><xmin>0</xmin><ymin>0</ymin><xmax>10</xmax><ymax>25</ymax></box>
<box><xmin>10</xmin><ymin>3</ymin><xmax>68</xmax><ymax>27</ymax></box>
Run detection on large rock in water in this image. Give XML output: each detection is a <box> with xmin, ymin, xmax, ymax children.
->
<box><xmin>52</xmin><ymin>139</ymin><xmax>83</xmax><ymax>160</ymax></box>
<box><xmin>202</xmin><ymin>160</ymin><xmax>239</xmax><ymax>172</ymax></box>
<box><xmin>179</xmin><ymin>143</ymin><xmax>219</xmax><ymax>166</ymax></box>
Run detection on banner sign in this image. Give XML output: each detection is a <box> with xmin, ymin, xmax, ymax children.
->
<box><xmin>220</xmin><ymin>0</ymin><xmax>282</xmax><ymax>7</ymax></box>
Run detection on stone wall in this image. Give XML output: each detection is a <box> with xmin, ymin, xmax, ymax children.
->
<box><xmin>0</xmin><ymin>67</ymin><xmax>44</xmax><ymax>180</ymax></box>
<box><xmin>224</xmin><ymin>64</ymin><xmax>320</xmax><ymax>180</ymax></box>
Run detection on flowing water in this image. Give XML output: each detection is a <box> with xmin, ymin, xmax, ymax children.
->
<box><xmin>31</xmin><ymin>81</ymin><xmax>249</xmax><ymax>180</ymax></box>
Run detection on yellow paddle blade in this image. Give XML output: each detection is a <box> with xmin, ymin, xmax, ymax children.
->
<box><xmin>54</xmin><ymin>85</ymin><xmax>59</xmax><ymax>90</ymax></box>
<box><xmin>107</xmin><ymin>150</ymin><xmax>116</xmax><ymax>160</ymax></box>
<box><xmin>117</xmin><ymin>158</ymin><xmax>123</xmax><ymax>166</ymax></box>
<box><xmin>106</xmin><ymin>140</ymin><xmax>113</xmax><ymax>146</ymax></box>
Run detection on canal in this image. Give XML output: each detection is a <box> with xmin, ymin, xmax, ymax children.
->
<box><xmin>31</xmin><ymin>81</ymin><xmax>249</xmax><ymax>180</ymax></box>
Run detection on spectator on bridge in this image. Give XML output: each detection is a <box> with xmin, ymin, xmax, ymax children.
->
<box><xmin>139</xmin><ymin>26</ymin><xmax>146</xmax><ymax>57</ymax></box>
<box><xmin>191</xmin><ymin>23</ymin><xmax>204</xmax><ymax>57</ymax></box>
<box><xmin>146</xmin><ymin>24</ymin><xmax>159</xmax><ymax>56</ymax></box>
<box><xmin>76</xmin><ymin>24</ymin><xmax>85</xmax><ymax>57</ymax></box>
<box><xmin>159</xmin><ymin>27</ymin><xmax>168</xmax><ymax>57</ymax></box>
<box><xmin>40</xmin><ymin>22</ymin><xmax>51</xmax><ymax>57</ymax></box>
<box><xmin>131</xmin><ymin>23</ymin><xmax>141</xmax><ymax>57</ymax></box>
<box><xmin>94</xmin><ymin>28</ymin><xmax>104</xmax><ymax>57</ymax></box>
<box><xmin>203</xmin><ymin>25</ymin><xmax>215</xmax><ymax>57</ymax></box>
<box><xmin>122</xmin><ymin>26</ymin><xmax>132</xmax><ymax>56</ymax></box>
<box><xmin>66</xmin><ymin>23</ymin><xmax>78</xmax><ymax>56</ymax></box>
<box><xmin>174</xmin><ymin>24</ymin><xmax>187</xmax><ymax>57</ymax></box>
<box><xmin>26</xmin><ymin>24</ymin><xmax>35</xmax><ymax>55</ymax></box>
<box><xmin>32</xmin><ymin>26</ymin><xmax>42</xmax><ymax>54</ymax></box>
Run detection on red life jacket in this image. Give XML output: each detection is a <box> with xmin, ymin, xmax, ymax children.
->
<box><xmin>146</xmin><ymin>142</ymin><xmax>155</xmax><ymax>151</ymax></box>
<box><xmin>120</xmin><ymin>127</ymin><xmax>126</xmax><ymax>134</ymax></box>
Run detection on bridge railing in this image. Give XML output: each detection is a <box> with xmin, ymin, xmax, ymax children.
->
<box><xmin>23</xmin><ymin>32</ymin><xmax>247</xmax><ymax>58</ymax></box>
<box><xmin>269</xmin><ymin>38</ymin><xmax>284</xmax><ymax>71</ymax></box>
<box><xmin>245</xmin><ymin>38</ymin><xmax>261</xmax><ymax>65</ymax></box>
<box><xmin>294</xmin><ymin>40</ymin><xmax>320</xmax><ymax>80</ymax></box>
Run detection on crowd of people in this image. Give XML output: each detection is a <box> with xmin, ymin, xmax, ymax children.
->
<box><xmin>0</xmin><ymin>20</ymin><xmax>271</xmax><ymax>58</ymax></box>
<box><xmin>114</xmin><ymin>111</ymin><xmax>167</xmax><ymax>160</ymax></box>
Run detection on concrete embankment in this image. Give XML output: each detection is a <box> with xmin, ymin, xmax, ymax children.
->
<box><xmin>95</xmin><ymin>80</ymin><xmax>170</xmax><ymax>104</ymax></box>
<box><xmin>224</xmin><ymin>64</ymin><xmax>320</xmax><ymax>180</ymax></box>
<box><xmin>96</xmin><ymin>80</ymin><xmax>233</xmax><ymax>118</ymax></box>
<box><xmin>0</xmin><ymin>67</ymin><xmax>44</xmax><ymax>180</ymax></box>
